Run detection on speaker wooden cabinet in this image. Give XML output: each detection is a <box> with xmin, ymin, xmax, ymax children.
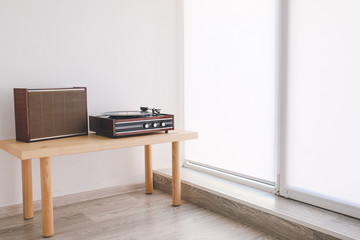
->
<box><xmin>14</xmin><ymin>87</ymin><xmax>88</xmax><ymax>142</ymax></box>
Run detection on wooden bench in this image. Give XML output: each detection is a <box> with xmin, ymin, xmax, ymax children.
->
<box><xmin>0</xmin><ymin>130</ymin><xmax>198</xmax><ymax>237</ymax></box>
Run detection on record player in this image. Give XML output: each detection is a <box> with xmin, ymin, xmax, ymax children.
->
<box><xmin>89</xmin><ymin>107</ymin><xmax>174</xmax><ymax>137</ymax></box>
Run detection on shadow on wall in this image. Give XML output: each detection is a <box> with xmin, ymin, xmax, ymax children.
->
<box><xmin>0</xmin><ymin>88</ymin><xmax>21</xmax><ymax>208</ymax></box>
<box><xmin>0</xmin><ymin>88</ymin><xmax>16</xmax><ymax>139</ymax></box>
<box><xmin>0</xmin><ymin>152</ymin><xmax>22</xmax><ymax>208</ymax></box>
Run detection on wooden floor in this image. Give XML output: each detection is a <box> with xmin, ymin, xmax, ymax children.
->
<box><xmin>0</xmin><ymin>189</ymin><xmax>278</xmax><ymax>240</ymax></box>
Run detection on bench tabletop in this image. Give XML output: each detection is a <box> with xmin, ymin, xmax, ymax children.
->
<box><xmin>0</xmin><ymin>130</ymin><xmax>198</xmax><ymax>160</ymax></box>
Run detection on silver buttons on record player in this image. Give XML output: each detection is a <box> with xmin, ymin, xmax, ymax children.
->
<box><xmin>143</xmin><ymin>122</ymin><xmax>166</xmax><ymax>129</ymax></box>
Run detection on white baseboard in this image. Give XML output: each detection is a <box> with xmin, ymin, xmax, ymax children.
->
<box><xmin>0</xmin><ymin>183</ymin><xmax>144</xmax><ymax>219</ymax></box>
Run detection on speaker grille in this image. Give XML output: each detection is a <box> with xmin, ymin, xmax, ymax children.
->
<box><xmin>14</xmin><ymin>88</ymin><xmax>88</xmax><ymax>142</ymax></box>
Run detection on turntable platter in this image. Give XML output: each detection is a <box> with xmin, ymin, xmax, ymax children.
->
<box><xmin>103</xmin><ymin>111</ymin><xmax>151</xmax><ymax>119</ymax></box>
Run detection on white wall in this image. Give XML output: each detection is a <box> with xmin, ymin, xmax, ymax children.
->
<box><xmin>0</xmin><ymin>0</ymin><xmax>181</xmax><ymax>208</ymax></box>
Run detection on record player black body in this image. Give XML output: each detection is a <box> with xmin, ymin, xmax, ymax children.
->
<box><xmin>89</xmin><ymin>107</ymin><xmax>174</xmax><ymax>138</ymax></box>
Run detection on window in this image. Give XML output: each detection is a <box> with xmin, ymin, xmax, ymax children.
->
<box><xmin>184</xmin><ymin>0</ymin><xmax>360</xmax><ymax>219</ymax></box>
<box><xmin>184</xmin><ymin>0</ymin><xmax>277</xmax><ymax>188</ymax></box>
<box><xmin>281</xmin><ymin>0</ymin><xmax>360</xmax><ymax>217</ymax></box>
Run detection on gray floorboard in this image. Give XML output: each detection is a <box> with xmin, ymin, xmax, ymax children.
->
<box><xmin>0</xmin><ymin>190</ymin><xmax>278</xmax><ymax>240</ymax></box>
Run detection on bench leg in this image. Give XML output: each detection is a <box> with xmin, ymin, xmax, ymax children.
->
<box><xmin>40</xmin><ymin>157</ymin><xmax>54</xmax><ymax>237</ymax></box>
<box><xmin>172</xmin><ymin>141</ymin><xmax>181</xmax><ymax>206</ymax></box>
<box><xmin>145</xmin><ymin>145</ymin><xmax>153</xmax><ymax>194</ymax></box>
<box><xmin>21</xmin><ymin>159</ymin><xmax>33</xmax><ymax>220</ymax></box>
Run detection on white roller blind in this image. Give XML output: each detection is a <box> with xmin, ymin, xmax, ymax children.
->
<box><xmin>184</xmin><ymin>0</ymin><xmax>277</xmax><ymax>183</ymax></box>
<box><xmin>285</xmin><ymin>0</ymin><xmax>360</xmax><ymax>210</ymax></box>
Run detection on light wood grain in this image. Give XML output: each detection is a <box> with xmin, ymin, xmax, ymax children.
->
<box><xmin>21</xmin><ymin>159</ymin><xmax>33</xmax><ymax>220</ymax></box>
<box><xmin>0</xmin><ymin>183</ymin><xmax>144</xmax><ymax>219</ymax></box>
<box><xmin>144</xmin><ymin>145</ymin><xmax>153</xmax><ymax>194</ymax></box>
<box><xmin>0</xmin><ymin>130</ymin><xmax>197</xmax><ymax>160</ymax></box>
<box><xmin>0</xmin><ymin>190</ymin><xmax>279</xmax><ymax>240</ymax></box>
<box><xmin>172</xmin><ymin>141</ymin><xmax>181</xmax><ymax>206</ymax></box>
<box><xmin>40</xmin><ymin>157</ymin><xmax>54</xmax><ymax>237</ymax></box>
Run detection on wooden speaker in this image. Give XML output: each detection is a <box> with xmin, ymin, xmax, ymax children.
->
<box><xmin>14</xmin><ymin>87</ymin><xmax>88</xmax><ymax>142</ymax></box>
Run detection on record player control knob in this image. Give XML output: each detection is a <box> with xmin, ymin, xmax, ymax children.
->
<box><xmin>152</xmin><ymin>123</ymin><xmax>158</xmax><ymax>128</ymax></box>
<box><xmin>161</xmin><ymin>122</ymin><xmax>166</xmax><ymax>127</ymax></box>
<box><xmin>144</xmin><ymin>123</ymin><xmax>150</xmax><ymax>129</ymax></box>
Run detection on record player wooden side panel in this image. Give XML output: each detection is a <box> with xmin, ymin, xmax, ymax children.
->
<box><xmin>89</xmin><ymin>116</ymin><xmax>115</xmax><ymax>137</ymax></box>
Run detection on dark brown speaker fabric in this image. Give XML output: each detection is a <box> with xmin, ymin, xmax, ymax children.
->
<box><xmin>27</xmin><ymin>90</ymin><xmax>87</xmax><ymax>139</ymax></box>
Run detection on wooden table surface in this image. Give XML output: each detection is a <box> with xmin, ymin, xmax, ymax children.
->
<box><xmin>0</xmin><ymin>130</ymin><xmax>198</xmax><ymax>160</ymax></box>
